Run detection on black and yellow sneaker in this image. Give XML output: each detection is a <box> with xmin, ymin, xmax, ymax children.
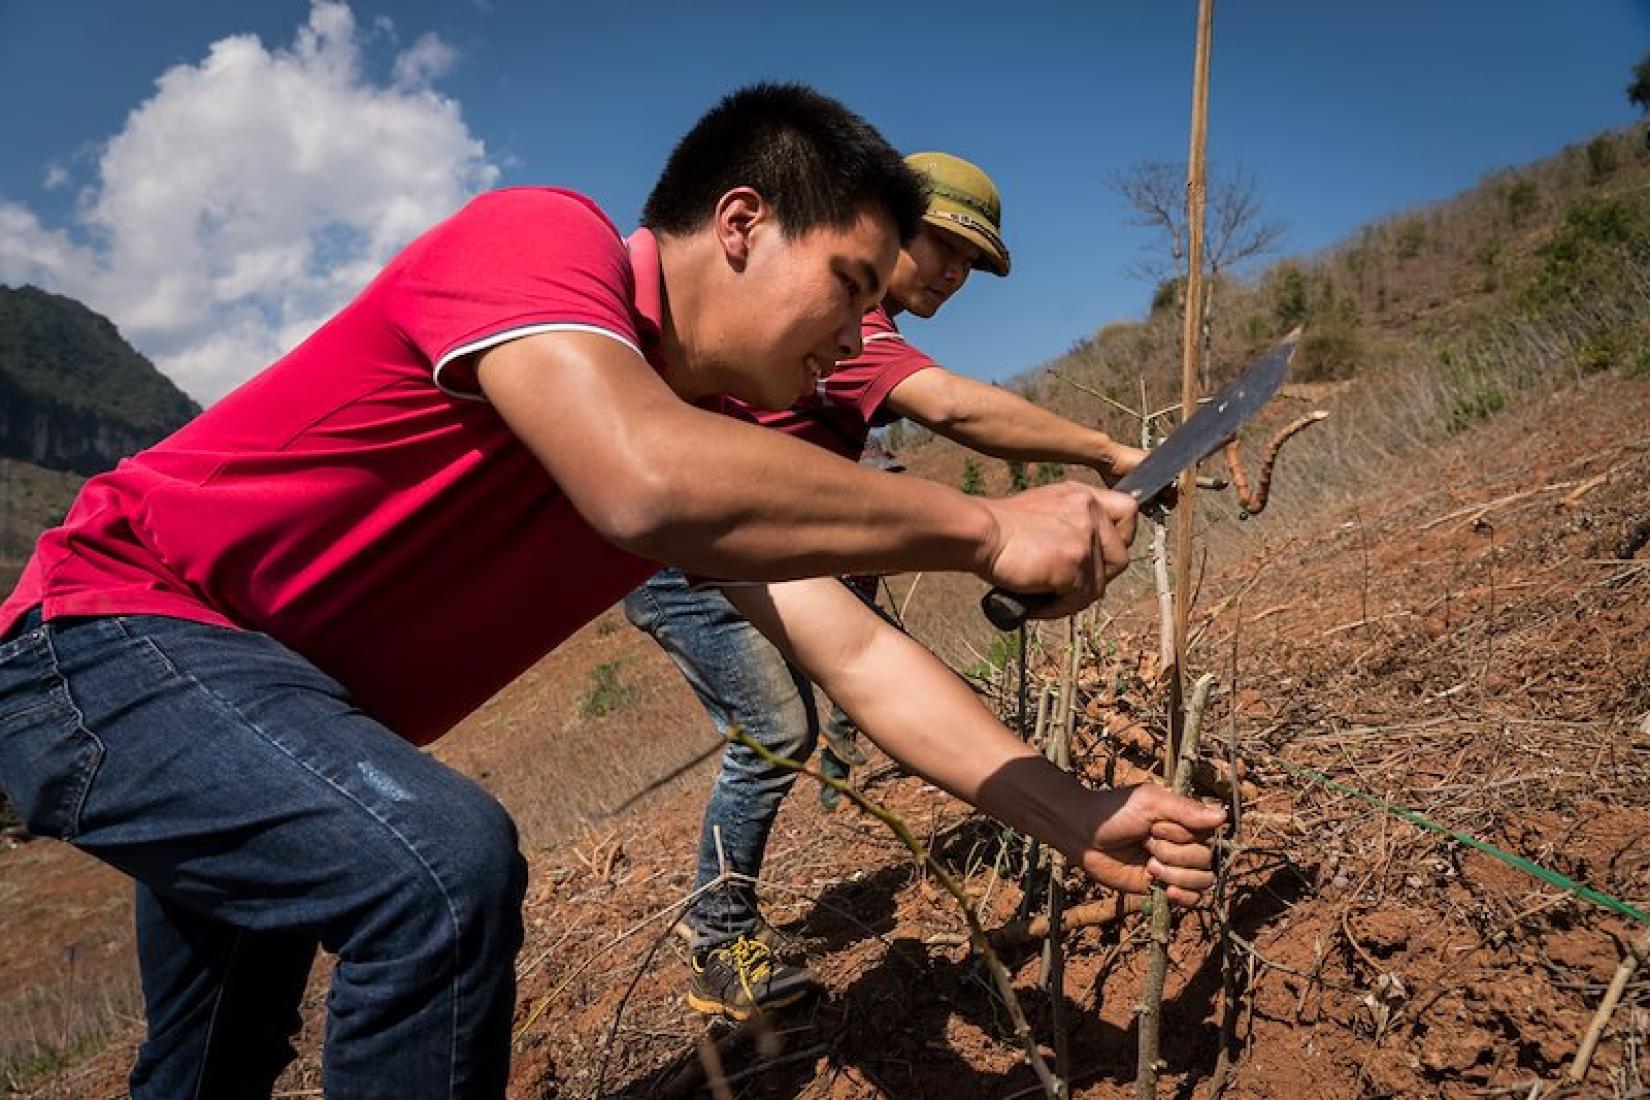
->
<box><xmin>673</xmin><ymin>913</ymin><xmax>802</xmax><ymax>956</ymax></box>
<box><xmin>685</xmin><ymin>935</ymin><xmax>818</xmax><ymax>1020</ymax></box>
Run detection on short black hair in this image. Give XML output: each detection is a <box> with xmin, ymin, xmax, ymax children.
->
<box><xmin>643</xmin><ymin>82</ymin><xmax>927</xmax><ymax>244</ymax></box>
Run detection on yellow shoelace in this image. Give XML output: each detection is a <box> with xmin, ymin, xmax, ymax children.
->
<box><xmin>724</xmin><ymin>936</ymin><xmax>774</xmax><ymax>1001</ymax></box>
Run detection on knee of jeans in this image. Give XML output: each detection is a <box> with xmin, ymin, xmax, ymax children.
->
<box><xmin>725</xmin><ymin>706</ymin><xmax>816</xmax><ymax>775</ymax></box>
<box><xmin>353</xmin><ymin>794</ymin><xmax>526</xmax><ymax>961</ymax></box>
<box><xmin>438</xmin><ymin>796</ymin><xmax>527</xmax><ymax>920</ymax></box>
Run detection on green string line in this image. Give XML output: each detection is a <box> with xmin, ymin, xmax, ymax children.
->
<box><xmin>1271</xmin><ymin>756</ymin><xmax>1650</xmax><ymax>928</ymax></box>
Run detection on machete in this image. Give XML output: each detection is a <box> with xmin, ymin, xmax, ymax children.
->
<box><xmin>980</xmin><ymin>328</ymin><xmax>1299</xmax><ymax>631</ymax></box>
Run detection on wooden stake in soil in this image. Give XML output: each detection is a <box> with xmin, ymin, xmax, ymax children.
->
<box><xmin>1136</xmin><ymin>673</ymin><xmax>1217</xmax><ymax>1100</ymax></box>
<box><xmin>1169</xmin><ymin>0</ymin><xmax>1216</xmax><ymax>783</ymax></box>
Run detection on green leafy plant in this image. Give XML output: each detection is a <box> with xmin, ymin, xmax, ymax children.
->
<box><xmin>1587</xmin><ymin>135</ymin><xmax>1619</xmax><ymax>183</ymax></box>
<box><xmin>1034</xmin><ymin>461</ymin><xmax>1066</xmax><ymax>486</ymax></box>
<box><xmin>581</xmin><ymin>659</ymin><xmax>634</xmax><ymax>718</ymax></box>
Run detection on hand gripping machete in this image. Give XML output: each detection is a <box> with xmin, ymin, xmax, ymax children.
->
<box><xmin>980</xmin><ymin>329</ymin><xmax>1299</xmax><ymax>632</ymax></box>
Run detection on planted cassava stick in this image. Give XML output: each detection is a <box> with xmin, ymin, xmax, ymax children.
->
<box><xmin>1136</xmin><ymin>672</ymin><xmax>1216</xmax><ymax>1099</ymax></box>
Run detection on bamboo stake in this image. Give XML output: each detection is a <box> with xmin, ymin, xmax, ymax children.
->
<box><xmin>1169</xmin><ymin>0</ymin><xmax>1216</xmax><ymax>783</ymax></box>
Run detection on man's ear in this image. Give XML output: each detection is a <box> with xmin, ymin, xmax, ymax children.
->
<box><xmin>712</xmin><ymin>187</ymin><xmax>766</xmax><ymax>272</ymax></box>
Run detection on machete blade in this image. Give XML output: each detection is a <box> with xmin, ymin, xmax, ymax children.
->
<box><xmin>1113</xmin><ymin>328</ymin><xmax>1297</xmax><ymax>507</ymax></box>
<box><xmin>980</xmin><ymin>328</ymin><xmax>1299</xmax><ymax>631</ymax></box>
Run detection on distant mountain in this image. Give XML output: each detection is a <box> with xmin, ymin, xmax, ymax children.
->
<box><xmin>0</xmin><ymin>285</ymin><xmax>200</xmax><ymax>476</ymax></box>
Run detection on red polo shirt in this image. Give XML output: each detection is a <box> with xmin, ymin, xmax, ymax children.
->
<box><xmin>0</xmin><ymin>188</ymin><xmax>668</xmax><ymax>744</ymax></box>
<box><xmin>710</xmin><ymin>304</ymin><xmax>936</xmax><ymax>459</ymax></box>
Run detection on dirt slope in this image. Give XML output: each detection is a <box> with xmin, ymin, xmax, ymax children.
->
<box><xmin>7</xmin><ymin>373</ymin><xmax>1649</xmax><ymax>1099</ymax></box>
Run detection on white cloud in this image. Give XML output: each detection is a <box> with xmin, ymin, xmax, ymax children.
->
<box><xmin>393</xmin><ymin>34</ymin><xmax>459</xmax><ymax>88</ymax></box>
<box><xmin>0</xmin><ymin>0</ymin><xmax>497</xmax><ymax>404</ymax></box>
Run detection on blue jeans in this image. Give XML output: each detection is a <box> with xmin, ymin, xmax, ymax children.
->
<box><xmin>0</xmin><ymin>610</ymin><xmax>526</xmax><ymax>1099</ymax></box>
<box><xmin>623</xmin><ymin>569</ymin><xmax>821</xmax><ymax>948</ymax></box>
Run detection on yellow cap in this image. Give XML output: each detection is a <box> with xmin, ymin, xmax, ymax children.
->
<box><xmin>904</xmin><ymin>151</ymin><xmax>1010</xmax><ymax>276</ymax></box>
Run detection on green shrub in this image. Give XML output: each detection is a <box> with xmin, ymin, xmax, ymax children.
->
<box><xmin>1577</xmin><ymin>339</ymin><xmax>1616</xmax><ymax>374</ymax></box>
<box><xmin>1522</xmin><ymin>197</ymin><xmax>1649</xmax><ymax>314</ymax></box>
<box><xmin>1034</xmin><ymin>461</ymin><xmax>1066</xmax><ymax>486</ymax></box>
<box><xmin>1006</xmin><ymin>460</ymin><xmax>1028</xmax><ymax>493</ymax></box>
<box><xmin>1474</xmin><ymin>238</ymin><xmax>1501</xmax><ymax>291</ymax></box>
<box><xmin>1503</xmin><ymin>178</ymin><xmax>1539</xmax><ymax>227</ymax></box>
<box><xmin>1150</xmin><ymin>277</ymin><xmax>1184</xmax><ymax>318</ymax></box>
<box><xmin>1626</xmin><ymin>347</ymin><xmax>1650</xmax><ymax>378</ymax></box>
<box><xmin>1294</xmin><ymin>315</ymin><xmax>1364</xmax><ymax>381</ymax></box>
<box><xmin>1586</xmin><ymin>135</ymin><xmax>1619</xmax><ymax>182</ymax></box>
<box><xmin>1447</xmin><ymin>369</ymin><xmax>1509</xmax><ymax>430</ymax></box>
<box><xmin>1272</xmin><ymin>266</ymin><xmax>1309</xmax><ymax>328</ymax></box>
<box><xmin>581</xmin><ymin>659</ymin><xmax>634</xmax><ymax>718</ymax></box>
<box><xmin>1395</xmin><ymin>219</ymin><xmax>1428</xmax><ymax>260</ymax></box>
<box><xmin>960</xmin><ymin>458</ymin><xmax>985</xmax><ymax>496</ymax></box>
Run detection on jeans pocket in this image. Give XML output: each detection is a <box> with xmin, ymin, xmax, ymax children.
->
<box><xmin>622</xmin><ymin>584</ymin><xmax>657</xmax><ymax>632</ymax></box>
<box><xmin>0</xmin><ymin>638</ymin><xmax>105</xmax><ymax>840</ymax></box>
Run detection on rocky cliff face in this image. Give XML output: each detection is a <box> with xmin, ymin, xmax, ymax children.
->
<box><xmin>0</xmin><ymin>286</ymin><xmax>200</xmax><ymax>476</ymax></box>
<box><xmin>0</xmin><ymin>367</ymin><xmax>185</xmax><ymax>476</ymax></box>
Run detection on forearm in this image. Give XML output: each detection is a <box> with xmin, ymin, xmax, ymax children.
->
<box><xmin>830</xmin><ymin>630</ymin><xmax>1094</xmax><ymax>861</ymax></box>
<box><xmin>621</xmin><ymin>405</ymin><xmax>999</xmax><ymax>580</ymax></box>
<box><xmin>477</xmin><ymin>331</ymin><xmax>997</xmax><ymax>581</ymax></box>
<box><xmin>727</xmin><ymin>579</ymin><xmax>1093</xmax><ymax>861</ymax></box>
<box><xmin>892</xmin><ymin>371</ymin><xmax>1124</xmax><ymax>472</ymax></box>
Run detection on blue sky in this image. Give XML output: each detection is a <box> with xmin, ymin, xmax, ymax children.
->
<box><xmin>1</xmin><ymin>1</ymin><xmax>1645</xmax><ymax>403</ymax></box>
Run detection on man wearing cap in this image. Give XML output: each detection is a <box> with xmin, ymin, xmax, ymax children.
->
<box><xmin>625</xmin><ymin>152</ymin><xmax>1158</xmax><ymax>1020</ymax></box>
<box><xmin>0</xmin><ymin>87</ymin><xmax>1238</xmax><ymax>1097</ymax></box>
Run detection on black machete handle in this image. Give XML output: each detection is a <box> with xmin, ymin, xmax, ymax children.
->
<box><xmin>980</xmin><ymin>588</ymin><xmax>1054</xmax><ymax>632</ymax></box>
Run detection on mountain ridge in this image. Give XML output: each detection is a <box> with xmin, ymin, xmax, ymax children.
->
<box><xmin>0</xmin><ymin>285</ymin><xmax>200</xmax><ymax>477</ymax></box>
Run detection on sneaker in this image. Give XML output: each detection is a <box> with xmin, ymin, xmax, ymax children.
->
<box><xmin>685</xmin><ymin>935</ymin><xmax>819</xmax><ymax>1020</ymax></box>
<box><xmin>820</xmin><ymin>726</ymin><xmax>868</xmax><ymax>768</ymax></box>
<box><xmin>818</xmin><ymin>783</ymin><xmax>845</xmax><ymax>813</ymax></box>
<box><xmin>673</xmin><ymin>912</ymin><xmax>799</xmax><ymax>954</ymax></box>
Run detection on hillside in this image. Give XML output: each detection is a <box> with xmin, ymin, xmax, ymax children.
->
<box><xmin>0</xmin><ymin>286</ymin><xmax>199</xmax><ymax>476</ymax></box>
<box><xmin>0</xmin><ymin>460</ymin><xmax>82</xmax><ymax>590</ymax></box>
<box><xmin>18</xmin><ymin>354</ymin><xmax>1647</xmax><ymax>1100</ymax></box>
<box><xmin>2</xmin><ymin>125</ymin><xmax>1648</xmax><ymax>1097</ymax></box>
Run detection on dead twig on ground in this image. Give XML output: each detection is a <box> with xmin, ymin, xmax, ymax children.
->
<box><xmin>1570</xmin><ymin>928</ymin><xmax>1650</xmax><ymax>1083</ymax></box>
<box><xmin>1416</xmin><ymin>481</ymin><xmax>1580</xmax><ymax>532</ymax></box>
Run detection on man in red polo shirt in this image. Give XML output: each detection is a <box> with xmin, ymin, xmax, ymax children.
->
<box><xmin>0</xmin><ymin>89</ymin><xmax>1221</xmax><ymax>1097</ymax></box>
<box><xmin>627</xmin><ymin>153</ymin><xmax>1170</xmax><ymax>1019</ymax></box>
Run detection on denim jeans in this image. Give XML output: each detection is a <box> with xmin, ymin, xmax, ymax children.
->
<box><xmin>623</xmin><ymin>569</ymin><xmax>821</xmax><ymax>948</ymax></box>
<box><xmin>0</xmin><ymin>610</ymin><xmax>527</xmax><ymax>1099</ymax></box>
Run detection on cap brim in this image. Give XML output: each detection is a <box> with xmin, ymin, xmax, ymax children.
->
<box><xmin>924</xmin><ymin>211</ymin><xmax>1010</xmax><ymax>277</ymax></box>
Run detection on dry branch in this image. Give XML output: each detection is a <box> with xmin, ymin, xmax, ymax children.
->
<box><xmin>1415</xmin><ymin>480</ymin><xmax>1579</xmax><ymax>532</ymax></box>
<box><xmin>991</xmin><ymin>895</ymin><xmax>1151</xmax><ymax>944</ymax></box>
<box><xmin>1568</xmin><ymin>928</ymin><xmax>1650</xmax><ymax>1082</ymax></box>
<box><xmin>1221</xmin><ymin>411</ymin><xmax>1330</xmax><ymax>516</ymax></box>
<box><xmin>1107</xmin><ymin>724</ymin><xmax>1259</xmax><ymax>803</ymax></box>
